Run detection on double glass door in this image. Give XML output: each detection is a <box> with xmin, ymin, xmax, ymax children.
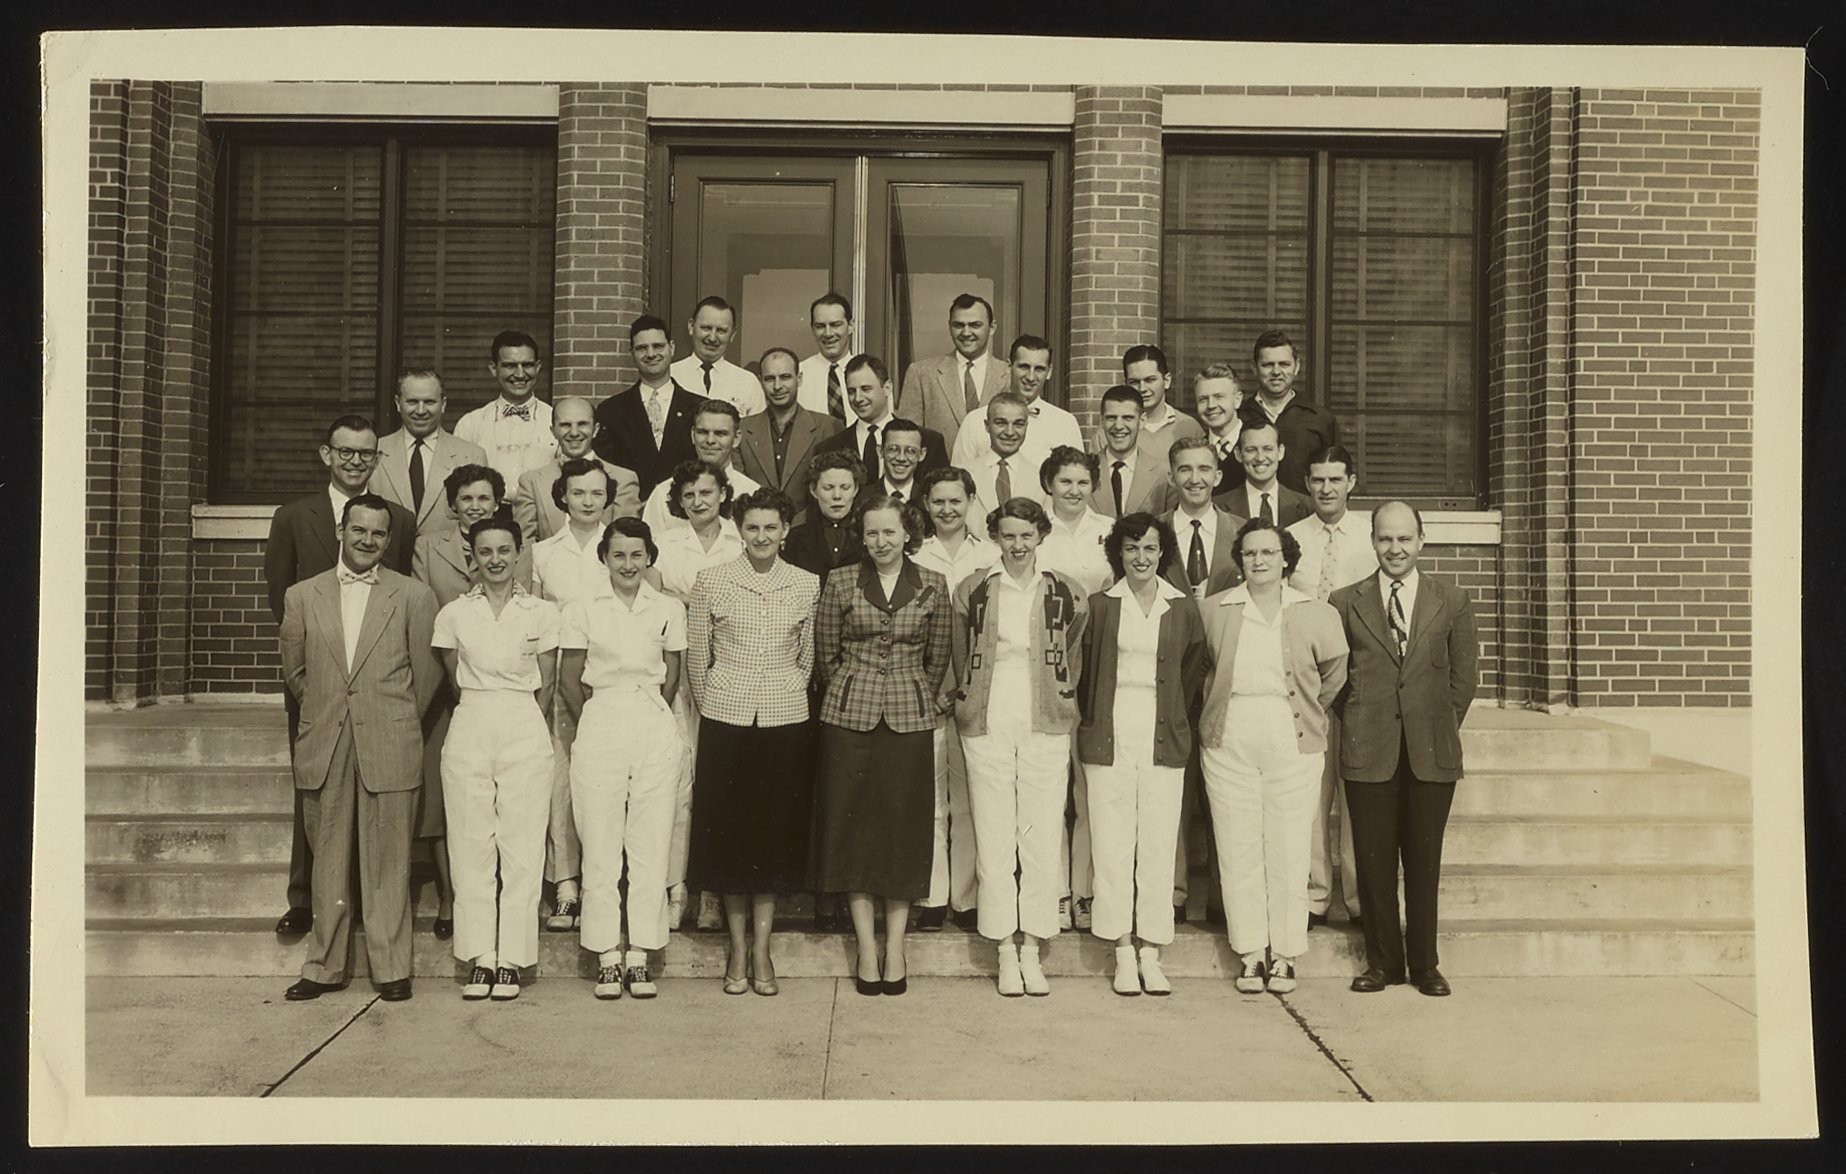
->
<box><xmin>668</xmin><ymin>152</ymin><xmax>1053</xmax><ymax>396</ymax></box>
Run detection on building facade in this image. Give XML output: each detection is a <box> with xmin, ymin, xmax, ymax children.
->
<box><xmin>84</xmin><ymin>80</ymin><xmax>1757</xmax><ymax>711</ymax></box>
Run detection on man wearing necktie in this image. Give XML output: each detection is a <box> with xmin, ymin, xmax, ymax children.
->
<box><xmin>1223</xmin><ymin>419</ymin><xmax>1312</xmax><ymax>529</ymax></box>
<box><xmin>592</xmin><ymin>315</ymin><xmax>704</xmax><ymax>499</ymax></box>
<box><xmin>1192</xmin><ymin>364</ymin><xmax>1248</xmax><ymax>498</ymax></box>
<box><xmin>797</xmin><ymin>293</ymin><xmax>859</xmax><ymax>425</ymax></box>
<box><xmin>1328</xmin><ymin>501</ymin><xmax>1479</xmax><ymax>998</ymax></box>
<box><xmin>453</xmin><ymin>330</ymin><xmax>558</xmax><ymax>494</ymax></box>
<box><xmin>817</xmin><ymin>355</ymin><xmax>949</xmax><ymax>501</ymax></box>
<box><xmin>278</xmin><ymin>494</ymin><xmax>441</xmax><ymax>1002</ymax></box>
<box><xmin>1090</xmin><ymin>384</ymin><xmax>1173</xmax><ymax>518</ymax></box>
<box><xmin>667</xmin><ymin>295</ymin><xmax>766</xmax><ymax>417</ymax></box>
<box><xmin>371</xmin><ymin>371</ymin><xmax>488</xmax><ymax>541</ymax></box>
<box><xmin>897</xmin><ymin>292</ymin><xmax>1011</xmax><ymax>456</ymax></box>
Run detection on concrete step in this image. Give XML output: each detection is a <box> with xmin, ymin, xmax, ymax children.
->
<box><xmin>1444</xmin><ymin>816</ymin><xmax>1750</xmax><ymax>867</ymax></box>
<box><xmin>88</xmin><ymin>863</ymin><xmax>291</xmax><ymax>920</ymax></box>
<box><xmin>86</xmin><ymin>708</ymin><xmax>289</xmax><ymax>769</ymax></box>
<box><xmin>87</xmin><ymin>766</ymin><xmax>294</xmax><ymax>817</ymax></box>
<box><xmin>1450</xmin><ymin>761</ymin><xmax>1751</xmax><ymax>820</ymax></box>
<box><xmin>86</xmin><ymin>815</ymin><xmax>294</xmax><ymax>866</ymax></box>
<box><xmin>1456</xmin><ymin>713</ymin><xmax>1652</xmax><ymax>772</ymax></box>
<box><xmin>81</xmin><ymin>917</ymin><xmax>1752</xmax><ymax>979</ymax></box>
<box><xmin>1438</xmin><ymin>864</ymin><xmax>1751</xmax><ymax>920</ymax></box>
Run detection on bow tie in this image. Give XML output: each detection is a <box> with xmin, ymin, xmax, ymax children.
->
<box><xmin>338</xmin><ymin>566</ymin><xmax>379</xmax><ymax>586</ymax></box>
<box><xmin>502</xmin><ymin>401</ymin><xmax>532</xmax><ymax>421</ymax></box>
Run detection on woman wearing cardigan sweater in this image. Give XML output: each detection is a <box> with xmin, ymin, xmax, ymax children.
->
<box><xmin>1197</xmin><ymin>517</ymin><xmax>1349</xmax><ymax>994</ymax></box>
<box><xmin>1076</xmin><ymin>512</ymin><xmax>1208</xmax><ymax>996</ymax></box>
<box><xmin>951</xmin><ymin>497</ymin><xmax>1089</xmax><ymax>997</ymax></box>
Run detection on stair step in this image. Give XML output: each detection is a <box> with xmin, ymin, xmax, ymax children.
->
<box><xmin>86</xmin><ymin>709</ymin><xmax>289</xmax><ymax>768</ymax></box>
<box><xmin>1457</xmin><ymin>715</ymin><xmax>1651</xmax><ymax>772</ymax></box>
<box><xmin>86</xmin><ymin>814</ymin><xmax>294</xmax><ymax>866</ymax></box>
<box><xmin>1443</xmin><ymin>816</ymin><xmax>1750</xmax><ymax>867</ymax></box>
<box><xmin>1450</xmin><ymin>761</ymin><xmax>1751</xmax><ymax>819</ymax></box>
<box><xmin>86</xmin><ymin>766</ymin><xmax>294</xmax><ymax>816</ymax></box>
<box><xmin>81</xmin><ymin>917</ymin><xmax>1752</xmax><ymax>979</ymax></box>
<box><xmin>1438</xmin><ymin>864</ymin><xmax>1751</xmax><ymax>920</ymax></box>
<box><xmin>88</xmin><ymin>863</ymin><xmax>291</xmax><ymax>920</ymax></box>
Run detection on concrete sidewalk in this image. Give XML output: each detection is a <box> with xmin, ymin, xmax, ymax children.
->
<box><xmin>85</xmin><ymin>974</ymin><xmax>1758</xmax><ymax>1103</ymax></box>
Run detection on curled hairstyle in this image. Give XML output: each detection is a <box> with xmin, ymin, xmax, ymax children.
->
<box><xmin>551</xmin><ymin>456</ymin><xmax>610</xmax><ymax>511</ymax></box>
<box><xmin>598</xmin><ymin>515</ymin><xmax>659</xmax><ymax>565</ymax></box>
<box><xmin>666</xmin><ymin>459</ymin><xmax>734</xmax><ymax>520</ymax></box>
<box><xmin>339</xmin><ymin>492</ymin><xmax>394</xmax><ymax>530</ymax></box>
<box><xmin>1232</xmin><ymin>516</ymin><xmax>1301</xmax><ymax>578</ymax></box>
<box><xmin>1039</xmin><ymin>444</ymin><xmax>1100</xmax><ymax>493</ymax></box>
<box><xmin>806</xmin><ymin>449</ymin><xmax>867</xmax><ymax>498</ymax></box>
<box><xmin>1103</xmin><ymin>512</ymin><xmax>1179</xmax><ymax>581</ymax></box>
<box><xmin>490</xmin><ymin>330</ymin><xmax>540</xmax><ymax>363</ymax></box>
<box><xmin>858</xmin><ymin>493</ymin><xmax>927</xmax><ymax>556</ymax></box>
<box><xmin>986</xmin><ymin>495</ymin><xmax>1052</xmax><ymax>541</ymax></box>
<box><xmin>918</xmin><ymin>464</ymin><xmax>976</xmax><ymax>501</ymax></box>
<box><xmin>466</xmin><ymin>509</ymin><xmax>523</xmax><ymax>553</ymax></box>
<box><xmin>444</xmin><ymin>463</ymin><xmax>506</xmax><ymax>510</ymax></box>
<box><xmin>734</xmin><ymin>486</ymin><xmax>798</xmax><ymax>528</ymax></box>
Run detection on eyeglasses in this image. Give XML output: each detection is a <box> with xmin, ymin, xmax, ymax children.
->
<box><xmin>327</xmin><ymin>446</ymin><xmax>380</xmax><ymax>465</ymax></box>
<box><xmin>883</xmin><ymin>446</ymin><xmax>925</xmax><ymax>459</ymax></box>
<box><xmin>1241</xmin><ymin>547</ymin><xmax>1284</xmax><ymax>560</ymax></box>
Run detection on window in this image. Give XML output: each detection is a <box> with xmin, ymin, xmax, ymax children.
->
<box><xmin>211</xmin><ymin>126</ymin><xmax>557</xmax><ymax>501</ymax></box>
<box><xmin>1163</xmin><ymin>144</ymin><xmax>1488</xmax><ymax>506</ymax></box>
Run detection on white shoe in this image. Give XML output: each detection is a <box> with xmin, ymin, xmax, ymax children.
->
<box><xmin>1019</xmin><ymin>946</ymin><xmax>1051</xmax><ymax>996</ymax></box>
<box><xmin>666</xmin><ymin>884</ymin><xmax>687</xmax><ymax>930</ymax></box>
<box><xmin>1139</xmin><ymin>946</ymin><xmax>1171</xmax><ymax>996</ymax></box>
<box><xmin>624</xmin><ymin>959</ymin><xmax>657</xmax><ymax>999</ymax></box>
<box><xmin>489</xmin><ymin>965</ymin><xmax>521</xmax><ymax>1000</ymax></box>
<box><xmin>696</xmin><ymin>890</ymin><xmax>722</xmax><ymax>930</ymax></box>
<box><xmin>593</xmin><ymin>964</ymin><xmax>623</xmax><ymax>1000</ymax></box>
<box><xmin>1073</xmin><ymin>897</ymin><xmax>1093</xmax><ymax>931</ymax></box>
<box><xmin>1234</xmin><ymin>952</ymin><xmax>1266</xmax><ymax>994</ymax></box>
<box><xmin>996</xmin><ymin>943</ymin><xmax>1025</xmax><ymax>997</ymax></box>
<box><xmin>1112</xmin><ymin>946</ymin><xmax>1141</xmax><ymax>997</ymax></box>
<box><xmin>461</xmin><ymin>964</ymin><xmax>494</xmax><ymax>1000</ymax></box>
<box><xmin>1267</xmin><ymin>955</ymin><xmax>1298</xmax><ymax>994</ymax></box>
<box><xmin>1057</xmin><ymin>896</ymin><xmax>1073</xmax><ymax>931</ymax></box>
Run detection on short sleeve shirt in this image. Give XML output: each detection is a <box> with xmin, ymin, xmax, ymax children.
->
<box><xmin>1039</xmin><ymin>508</ymin><xmax>1114</xmax><ymax>597</ymax></box>
<box><xmin>432</xmin><ymin>584</ymin><xmax>561</xmax><ymax>693</ymax></box>
<box><xmin>559</xmin><ymin>582</ymin><xmax>688</xmax><ymax>694</ymax></box>
<box><xmin>532</xmin><ymin>523</ymin><xmax>612</xmax><ymax>608</ymax></box>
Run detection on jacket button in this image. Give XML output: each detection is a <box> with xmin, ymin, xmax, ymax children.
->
<box><xmin>1297</xmin><ymin>730</ymin><xmax>1304</xmax><ymax>738</ymax></box>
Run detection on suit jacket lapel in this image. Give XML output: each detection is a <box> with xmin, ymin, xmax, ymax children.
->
<box><xmin>786</xmin><ymin>415</ymin><xmax>823</xmax><ymax>490</ymax></box>
<box><xmin>418</xmin><ymin>433</ymin><xmax>460</xmax><ymax>527</ymax></box>
<box><xmin>1353</xmin><ymin>577</ymin><xmax>1401</xmax><ymax>665</ymax></box>
<box><xmin>309</xmin><ymin>574</ymin><xmax>344</xmax><ymax>675</ymax></box>
<box><xmin>1209</xmin><ymin>520</ymin><xmax>1241</xmax><ymax>593</ymax></box>
<box><xmin>306</xmin><ymin>493</ymin><xmax>339</xmax><ymax>567</ymax></box>
<box><xmin>1403</xmin><ymin>577</ymin><xmax>1443</xmax><ymax>662</ymax></box>
<box><xmin>348</xmin><ymin>577</ymin><xmax>398</xmax><ymax>681</ymax></box>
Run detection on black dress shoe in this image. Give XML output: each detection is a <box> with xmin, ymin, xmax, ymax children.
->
<box><xmin>1172</xmin><ymin>905</ymin><xmax>1189</xmax><ymax>925</ymax></box>
<box><xmin>951</xmin><ymin>907</ymin><xmax>981</xmax><ymax>931</ymax></box>
<box><xmin>1349</xmin><ymin>968</ymin><xmax>1408</xmax><ymax>993</ymax></box>
<box><xmin>284</xmin><ymin>977</ymin><xmax>344</xmax><ymax>1001</ymax></box>
<box><xmin>881</xmin><ymin>977</ymin><xmax>908</xmax><ymax>996</ymax></box>
<box><xmin>1308</xmin><ymin>912</ymin><xmax>1330</xmax><ymax>929</ymax></box>
<box><xmin>854</xmin><ymin>975</ymin><xmax>882</xmax><ymax>996</ymax></box>
<box><xmin>913</xmin><ymin>905</ymin><xmax>947</xmax><ymax>932</ymax></box>
<box><xmin>1411</xmin><ymin>969</ymin><xmax>1452</xmax><ymax>997</ymax></box>
<box><xmin>377</xmin><ymin>979</ymin><xmax>412</xmax><ymax>1002</ymax></box>
<box><xmin>432</xmin><ymin>918</ymin><xmax>454</xmax><ymax>941</ymax></box>
<box><xmin>275</xmin><ymin>907</ymin><xmax>313</xmax><ymax>936</ymax></box>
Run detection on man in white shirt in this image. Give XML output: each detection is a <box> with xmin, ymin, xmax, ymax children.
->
<box><xmin>950</xmin><ymin>334</ymin><xmax>1084</xmax><ymax>471</ymax></box>
<box><xmin>1091</xmin><ymin>384</ymin><xmax>1173</xmax><ymax>518</ymax></box>
<box><xmin>641</xmin><ymin>398</ymin><xmax>760</xmax><ymax>537</ymax></box>
<box><xmin>1193</xmin><ymin>362</ymin><xmax>1247</xmax><ymax>495</ymax></box>
<box><xmin>1285</xmin><ymin>444</ymin><xmax>1375</xmax><ymax>933</ymax></box>
<box><xmin>1119</xmin><ymin>343</ymin><xmax>1205</xmax><ymax>466</ymax></box>
<box><xmin>897</xmin><ymin>292</ymin><xmax>1011</xmax><ymax>455</ymax></box>
<box><xmin>371</xmin><ymin>370</ymin><xmax>488</xmax><ymax>540</ymax></box>
<box><xmin>963</xmin><ymin>392</ymin><xmax>1033</xmax><ymax>521</ymax></box>
<box><xmin>513</xmin><ymin>396</ymin><xmax>643</xmax><ymax>545</ymax></box>
<box><xmin>1224</xmin><ymin>420</ymin><xmax>1314</xmax><ymax>529</ymax></box>
<box><xmin>816</xmin><ymin>354</ymin><xmax>949</xmax><ymax>490</ymax></box>
<box><xmin>796</xmin><ymin>292</ymin><xmax>857</xmax><ymax>426</ymax></box>
<box><xmin>452</xmin><ymin>330</ymin><xmax>558</xmax><ymax>494</ymax></box>
<box><xmin>668</xmin><ymin>295</ymin><xmax>766</xmax><ymax>418</ymax></box>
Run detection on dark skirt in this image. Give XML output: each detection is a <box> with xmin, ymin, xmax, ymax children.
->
<box><xmin>414</xmin><ymin>686</ymin><xmax>454</xmax><ymax>839</ymax></box>
<box><xmin>808</xmin><ymin>721</ymin><xmax>934</xmax><ymax>900</ymax></box>
<box><xmin>687</xmin><ymin>717</ymin><xmax>817</xmax><ymax>895</ymax></box>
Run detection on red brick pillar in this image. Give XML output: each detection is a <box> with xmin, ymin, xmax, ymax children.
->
<box><xmin>1067</xmin><ymin>87</ymin><xmax>1163</xmax><ymax>430</ymax></box>
<box><xmin>551</xmin><ymin>84</ymin><xmax>650</xmax><ymax>403</ymax></box>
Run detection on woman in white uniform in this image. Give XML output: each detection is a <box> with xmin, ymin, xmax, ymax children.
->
<box><xmin>950</xmin><ymin>497</ymin><xmax>1088</xmax><ymax>997</ymax></box>
<box><xmin>1076</xmin><ymin>513</ymin><xmax>1207</xmax><ymax>995</ymax></box>
<box><xmin>432</xmin><ymin>513</ymin><xmax>561</xmax><ymax>1001</ymax></box>
<box><xmin>559</xmin><ymin>516</ymin><xmax>686</xmax><ymax>1000</ymax></box>
<box><xmin>1197</xmin><ymin>518</ymin><xmax>1348</xmax><ymax>994</ymax></box>
<box><xmin>529</xmin><ymin>457</ymin><xmax>615</xmax><ymax>932</ymax></box>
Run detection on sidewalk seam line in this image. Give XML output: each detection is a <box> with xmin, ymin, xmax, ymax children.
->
<box><xmin>259</xmin><ymin>996</ymin><xmax>379</xmax><ymax>1097</ymax></box>
<box><xmin>820</xmin><ymin>978</ymin><xmax>840</xmax><ymax>1100</ymax></box>
<box><xmin>1274</xmin><ymin>994</ymin><xmax>1373</xmax><ymax>1103</ymax></box>
<box><xmin>1690</xmin><ymin>976</ymin><xmax>1757</xmax><ymax>1019</ymax></box>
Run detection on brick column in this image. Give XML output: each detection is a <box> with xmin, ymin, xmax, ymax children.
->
<box><xmin>1067</xmin><ymin>87</ymin><xmax>1162</xmax><ymax>429</ymax></box>
<box><xmin>551</xmin><ymin>83</ymin><xmax>650</xmax><ymax>403</ymax></box>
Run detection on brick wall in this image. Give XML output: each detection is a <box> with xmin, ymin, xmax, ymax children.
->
<box><xmin>550</xmin><ymin>84</ymin><xmax>650</xmax><ymax>404</ymax></box>
<box><xmin>1568</xmin><ymin>88</ymin><xmax>1755</xmax><ymax>707</ymax></box>
<box><xmin>190</xmin><ymin>541</ymin><xmax>281</xmax><ymax>694</ymax></box>
<box><xmin>1423</xmin><ymin>545</ymin><xmax>1504</xmax><ymax>699</ymax></box>
<box><xmin>87</xmin><ymin>81</ymin><xmax>127</xmax><ymax>699</ymax></box>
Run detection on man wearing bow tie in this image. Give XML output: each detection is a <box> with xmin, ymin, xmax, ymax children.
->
<box><xmin>949</xmin><ymin>335</ymin><xmax>1083</xmax><ymax>471</ymax></box>
<box><xmin>453</xmin><ymin>330</ymin><xmax>559</xmax><ymax>493</ymax></box>
<box><xmin>279</xmin><ymin>494</ymin><xmax>441</xmax><ymax>1003</ymax></box>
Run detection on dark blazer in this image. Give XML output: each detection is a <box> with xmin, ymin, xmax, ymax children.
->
<box><xmin>1215</xmin><ymin>482</ymin><xmax>1313</xmax><ymax>529</ymax></box>
<box><xmin>784</xmin><ymin>516</ymin><xmax>864</xmax><ymax>579</ymax></box>
<box><xmin>1159</xmin><ymin>506</ymin><xmax>1248</xmax><ymax>598</ymax></box>
<box><xmin>1075</xmin><ymin>588</ymin><xmax>1209</xmax><ymax>769</ymax></box>
<box><xmin>736</xmin><ymin>407</ymin><xmax>843</xmax><ymax>505</ymax></box>
<box><xmin>1238</xmin><ymin>399</ymin><xmax>1341</xmax><ymax>494</ymax></box>
<box><xmin>813</xmin><ymin>421</ymin><xmax>949</xmax><ymax>486</ymax></box>
<box><xmin>264</xmin><ymin>491</ymin><xmax>416</xmax><ymax>622</ymax></box>
<box><xmin>815</xmin><ymin>560</ymin><xmax>953</xmax><ymax>734</ymax></box>
<box><xmin>591</xmin><ymin>380</ymin><xmax>703</xmax><ymax>498</ymax></box>
<box><xmin>1329</xmin><ymin>573</ymin><xmax>1479</xmax><ymax>784</ymax></box>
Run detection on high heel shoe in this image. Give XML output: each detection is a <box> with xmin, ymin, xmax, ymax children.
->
<box><xmin>855</xmin><ymin>957</ymin><xmax>882</xmax><ymax>996</ymax></box>
<box><xmin>751</xmin><ymin>958</ymin><xmax>778</xmax><ymax>997</ymax></box>
<box><xmin>879</xmin><ymin>976</ymin><xmax>908</xmax><ymax>996</ymax></box>
<box><xmin>723</xmin><ymin>953</ymin><xmax>748</xmax><ymax>996</ymax></box>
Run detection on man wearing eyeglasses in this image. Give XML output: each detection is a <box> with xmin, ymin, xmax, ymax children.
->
<box><xmin>263</xmin><ymin>414</ymin><xmax>418</xmax><ymax>941</ymax></box>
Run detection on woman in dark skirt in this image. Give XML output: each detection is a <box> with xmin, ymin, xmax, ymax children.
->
<box><xmin>685</xmin><ymin>488</ymin><xmax>821</xmax><ymax>996</ymax></box>
<box><xmin>810</xmin><ymin>494</ymin><xmax>953</xmax><ymax>996</ymax></box>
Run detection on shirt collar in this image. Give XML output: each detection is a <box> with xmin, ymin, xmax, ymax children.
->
<box><xmin>463</xmin><ymin>580</ymin><xmax>534</xmax><ymax>602</ymax></box>
<box><xmin>1378</xmin><ymin>568</ymin><xmax>1420</xmax><ymax>596</ymax></box>
<box><xmin>1259</xmin><ymin>391</ymin><xmax>1296</xmax><ymax>420</ymax></box>
<box><xmin>988</xmin><ymin>565</ymin><xmax>1039</xmax><ymax>594</ymax></box>
<box><xmin>1105</xmin><ymin>576</ymin><xmax>1188</xmax><ymax>604</ymax></box>
<box><xmin>1221</xmin><ymin>581</ymin><xmax>1314</xmax><ymax>608</ymax></box>
<box><xmin>1143</xmin><ymin>403</ymin><xmax>1176</xmax><ymax>431</ymax></box>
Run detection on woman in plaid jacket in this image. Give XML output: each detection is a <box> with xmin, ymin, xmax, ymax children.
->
<box><xmin>809</xmin><ymin>493</ymin><xmax>954</xmax><ymax>996</ymax></box>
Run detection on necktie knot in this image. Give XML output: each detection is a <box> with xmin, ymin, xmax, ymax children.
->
<box><xmin>338</xmin><ymin>566</ymin><xmax>379</xmax><ymax>587</ymax></box>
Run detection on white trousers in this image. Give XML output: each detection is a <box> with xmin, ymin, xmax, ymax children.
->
<box><xmin>1308</xmin><ymin>708</ymin><xmax>1363</xmax><ymax>919</ymax></box>
<box><xmin>570</xmin><ymin>689</ymin><xmax>683</xmax><ymax>954</ymax></box>
<box><xmin>666</xmin><ymin>685</ymin><xmax>699</xmax><ymax>889</ymax></box>
<box><xmin>545</xmin><ymin>695</ymin><xmax>582</xmax><ymax>886</ymax></box>
<box><xmin>927</xmin><ymin>723</ymin><xmax>978</xmax><ymax>911</ymax></box>
<box><xmin>962</xmin><ymin>675</ymin><xmax>1068</xmax><ymax>942</ymax></box>
<box><xmin>1059</xmin><ymin>743</ymin><xmax>1093</xmax><ymax>901</ymax></box>
<box><xmin>1199</xmin><ymin>695</ymin><xmax>1323</xmax><ymax>961</ymax></box>
<box><xmin>443</xmin><ymin>692</ymin><xmax>554</xmax><ymax>968</ymax></box>
<box><xmin>1086</xmin><ymin>752</ymin><xmax>1186</xmax><ymax>946</ymax></box>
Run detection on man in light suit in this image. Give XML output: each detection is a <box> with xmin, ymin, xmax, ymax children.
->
<box><xmin>513</xmin><ymin>395</ymin><xmax>642</xmax><ymax>544</ymax></box>
<box><xmin>593</xmin><ymin>315</ymin><xmax>704</xmax><ymax>498</ymax></box>
<box><xmin>264</xmin><ymin>415</ymin><xmax>417</xmax><ymax>938</ymax></box>
<box><xmin>796</xmin><ymin>292</ymin><xmax>857</xmax><ymax>427</ymax></box>
<box><xmin>1330</xmin><ymin>501</ymin><xmax>1479</xmax><ymax>998</ymax></box>
<box><xmin>897</xmin><ymin>292</ymin><xmax>1010</xmax><ymax>455</ymax></box>
<box><xmin>738</xmin><ymin>346</ymin><xmax>844</xmax><ymax>516</ymax></box>
<box><xmin>278</xmin><ymin>493</ymin><xmax>441</xmax><ymax>1002</ymax></box>
<box><xmin>370</xmin><ymin>370</ymin><xmax>487</xmax><ymax>540</ymax></box>
<box><xmin>1220</xmin><ymin>420</ymin><xmax>1313</xmax><ymax>528</ymax></box>
<box><xmin>1092</xmin><ymin>384</ymin><xmax>1173</xmax><ymax>518</ymax></box>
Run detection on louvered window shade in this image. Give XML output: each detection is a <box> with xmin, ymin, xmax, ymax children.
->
<box><xmin>1162</xmin><ymin>147</ymin><xmax>1485</xmax><ymax>505</ymax></box>
<box><xmin>213</xmin><ymin>129</ymin><xmax>557</xmax><ymax>502</ymax></box>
